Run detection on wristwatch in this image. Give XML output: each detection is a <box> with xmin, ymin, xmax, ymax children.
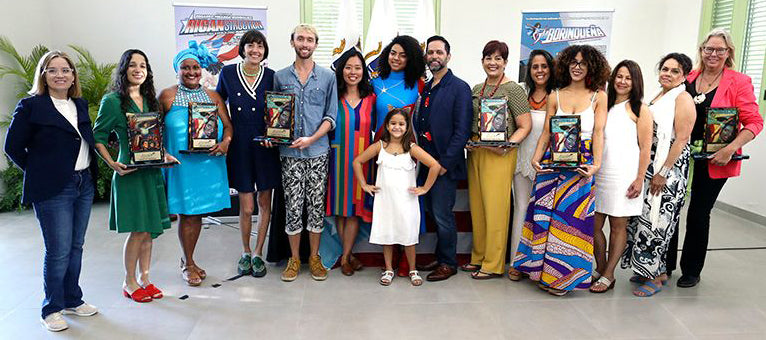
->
<box><xmin>658</xmin><ymin>166</ymin><xmax>672</xmax><ymax>178</ymax></box>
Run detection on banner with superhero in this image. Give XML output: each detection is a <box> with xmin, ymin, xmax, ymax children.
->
<box><xmin>173</xmin><ymin>4</ymin><xmax>268</xmax><ymax>88</ymax></box>
<box><xmin>518</xmin><ymin>10</ymin><xmax>613</xmax><ymax>82</ymax></box>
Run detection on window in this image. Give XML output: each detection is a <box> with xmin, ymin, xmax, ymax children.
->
<box><xmin>742</xmin><ymin>0</ymin><xmax>766</xmax><ymax>99</ymax></box>
<box><xmin>711</xmin><ymin>0</ymin><xmax>734</xmax><ymax>31</ymax></box>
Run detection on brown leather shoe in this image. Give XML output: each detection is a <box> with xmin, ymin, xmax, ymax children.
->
<box><xmin>341</xmin><ymin>261</ymin><xmax>354</xmax><ymax>276</ymax></box>
<box><xmin>416</xmin><ymin>260</ymin><xmax>440</xmax><ymax>272</ymax></box>
<box><xmin>426</xmin><ymin>264</ymin><xmax>457</xmax><ymax>282</ymax></box>
<box><xmin>349</xmin><ymin>255</ymin><xmax>363</xmax><ymax>271</ymax></box>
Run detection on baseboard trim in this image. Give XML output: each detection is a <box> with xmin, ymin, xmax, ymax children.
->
<box><xmin>714</xmin><ymin>201</ymin><xmax>766</xmax><ymax>226</ymax></box>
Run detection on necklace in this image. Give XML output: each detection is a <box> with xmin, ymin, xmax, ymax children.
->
<box><xmin>693</xmin><ymin>70</ymin><xmax>723</xmax><ymax>104</ymax></box>
<box><xmin>380</xmin><ymin>78</ymin><xmax>404</xmax><ymax>94</ymax></box>
<box><xmin>241</xmin><ymin>63</ymin><xmax>261</xmax><ymax>77</ymax></box>
<box><xmin>479</xmin><ymin>75</ymin><xmax>505</xmax><ymax>98</ymax></box>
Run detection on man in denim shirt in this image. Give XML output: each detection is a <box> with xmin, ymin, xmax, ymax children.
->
<box><xmin>272</xmin><ymin>24</ymin><xmax>338</xmax><ymax>282</ymax></box>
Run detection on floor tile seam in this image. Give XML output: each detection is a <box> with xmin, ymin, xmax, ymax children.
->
<box><xmin>658</xmin><ymin>301</ymin><xmax>696</xmax><ymax>337</ymax></box>
<box><xmin>566</xmin><ymin>299</ymin><xmax>608</xmax><ymax>336</ymax></box>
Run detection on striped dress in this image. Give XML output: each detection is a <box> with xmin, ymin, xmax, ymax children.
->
<box><xmin>325</xmin><ymin>95</ymin><xmax>376</xmax><ymax>223</ymax></box>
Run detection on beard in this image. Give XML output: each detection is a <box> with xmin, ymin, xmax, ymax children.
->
<box><xmin>294</xmin><ymin>46</ymin><xmax>314</xmax><ymax>60</ymax></box>
<box><xmin>428</xmin><ymin>59</ymin><xmax>445</xmax><ymax>72</ymax></box>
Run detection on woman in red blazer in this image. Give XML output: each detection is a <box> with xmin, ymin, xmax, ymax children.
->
<box><xmin>669</xmin><ymin>29</ymin><xmax>764</xmax><ymax>288</ymax></box>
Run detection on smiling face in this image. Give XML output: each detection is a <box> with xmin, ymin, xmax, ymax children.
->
<box><xmin>126</xmin><ymin>53</ymin><xmax>147</xmax><ymax>86</ymax></box>
<box><xmin>388</xmin><ymin>44</ymin><xmax>408</xmax><ymax>72</ymax></box>
<box><xmin>243</xmin><ymin>41</ymin><xmax>265</xmax><ymax>65</ymax></box>
<box><xmin>482</xmin><ymin>51</ymin><xmax>506</xmax><ymax>79</ymax></box>
<box><xmin>290</xmin><ymin>29</ymin><xmax>317</xmax><ymax>60</ymax></box>
<box><xmin>343</xmin><ymin>55</ymin><xmax>364</xmax><ymax>87</ymax></box>
<box><xmin>425</xmin><ymin>40</ymin><xmax>449</xmax><ymax>72</ymax></box>
<box><xmin>701</xmin><ymin>36</ymin><xmax>729</xmax><ymax>72</ymax></box>
<box><xmin>613</xmin><ymin>66</ymin><xmax>632</xmax><ymax>97</ymax></box>
<box><xmin>387</xmin><ymin>112</ymin><xmax>408</xmax><ymax>139</ymax></box>
<box><xmin>44</xmin><ymin>57</ymin><xmax>74</xmax><ymax>95</ymax></box>
<box><xmin>529</xmin><ymin>54</ymin><xmax>550</xmax><ymax>88</ymax></box>
<box><xmin>178</xmin><ymin>58</ymin><xmax>202</xmax><ymax>88</ymax></box>
<box><xmin>569</xmin><ymin>52</ymin><xmax>587</xmax><ymax>82</ymax></box>
<box><xmin>658</xmin><ymin>58</ymin><xmax>684</xmax><ymax>90</ymax></box>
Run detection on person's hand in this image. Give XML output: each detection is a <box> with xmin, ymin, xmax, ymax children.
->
<box><xmin>361</xmin><ymin>183</ymin><xmax>380</xmax><ymax>196</ymax></box>
<box><xmin>112</xmin><ymin>162</ymin><xmax>137</xmax><ymax>176</ymax></box>
<box><xmin>408</xmin><ymin>186</ymin><xmax>429</xmax><ymax>196</ymax></box>
<box><xmin>260</xmin><ymin>139</ymin><xmax>275</xmax><ymax>148</ymax></box>
<box><xmin>209</xmin><ymin>139</ymin><xmax>230</xmax><ymax>156</ymax></box>
<box><xmin>576</xmin><ymin>164</ymin><xmax>599</xmax><ymax>178</ymax></box>
<box><xmin>465</xmin><ymin>143</ymin><xmax>476</xmax><ymax>151</ymax></box>
<box><xmin>649</xmin><ymin>174</ymin><xmax>666</xmax><ymax>196</ymax></box>
<box><xmin>709</xmin><ymin>146</ymin><xmax>735</xmax><ymax>166</ymax></box>
<box><xmin>163</xmin><ymin>153</ymin><xmax>180</xmax><ymax>168</ymax></box>
<box><xmin>532</xmin><ymin>160</ymin><xmax>553</xmax><ymax>174</ymax></box>
<box><xmin>626</xmin><ymin>177</ymin><xmax>643</xmax><ymax>199</ymax></box>
<box><xmin>289</xmin><ymin>136</ymin><xmax>315</xmax><ymax>149</ymax></box>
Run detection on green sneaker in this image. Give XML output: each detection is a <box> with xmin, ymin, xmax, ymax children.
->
<box><xmin>251</xmin><ymin>255</ymin><xmax>267</xmax><ymax>277</ymax></box>
<box><xmin>238</xmin><ymin>254</ymin><xmax>252</xmax><ymax>275</ymax></box>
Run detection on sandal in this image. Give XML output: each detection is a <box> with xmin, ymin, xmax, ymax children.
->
<box><xmin>182</xmin><ymin>266</ymin><xmax>202</xmax><ymax>286</ymax></box>
<box><xmin>123</xmin><ymin>287</ymin><xmax>152</xmax><ymax>303</ymax></box>
<box><xmin>589</xmin><ymin>276</ymin><xmax>615</xmax><ymax>293</ymax></box>
<box><xmin>507</xmin><ymin>268</ymin><xmax>522</xmax><ymax>281</ymax></box>
<box><xmin>408</xmin><ymin>270</ymin><xmax>423</xmax><ymax>286</ymax></box>
<box><xmin>633</xmin><ymin>280</ymin><xmax>662</xmax><ymax>297</ymax></box>
<box><xmin>180</xmin><ymin>258</ymin><xmax>207</xmax><ymax>280</ymax></box>
<box><xmin>630</xmin><ymin>274</ymin><xmax>668</xmax><ymax>285</ymax></box>
<box><xmin>547</xmin><ymin>287</ymin><xmax>568</xmax><ymax>296</ymax></box>
<box><xmin>142</xmin><ymin>284</ymin><xmax>164</xmax><ymax>299</ymax></box>
<box><xmin>379</xmin><ymin>270</ymin><xmax>394</xmax><ymax>286</ymax></box>
<box><xmin>459</xmin><ymin>263</ymin><xmax>481</xmax><ymax>272</ymax></box>
<box><xmin>471</xmin><ymin>270</ymin><xmax>502</xmax><ymax>280</ymax></box>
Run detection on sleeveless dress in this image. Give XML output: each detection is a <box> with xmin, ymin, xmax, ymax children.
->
<box><xmin>595</xmin><ymin>100</ymin><xmax>643</xmax><ymax>216</ymax></box>
<box><xmin>622</xmin><ymin>84</ymin><xmax>690</xmax><ymax>279</ymax></box>
<box><xmin>369</xmin><ymin>141</ymin><xmax>419</xmax><ymax>246</ymax></box>
<box><xmin>512</xmin><ymin>90</ymin><xmax>596</xmax><ymax>291</ymax></box>
<box><xmin>164</xmin><ymin>84</ymin><xmax>231</xmax><ymax>215</ymax></box>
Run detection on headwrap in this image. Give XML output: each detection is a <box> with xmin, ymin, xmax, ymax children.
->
<box><xmin>173</xmin><ymin>40</ymin><xmax>219</xmax><ymax>73</ymax></box>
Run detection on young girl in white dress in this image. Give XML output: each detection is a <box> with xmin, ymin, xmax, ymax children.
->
<box><xmin>352</xmin><ymin>108</ymin><xmax>441</xmax><ymax>286</ymax></box>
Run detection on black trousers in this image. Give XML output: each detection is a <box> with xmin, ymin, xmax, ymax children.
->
<box><xmin>667</xmin><ymin>160</ymin><xmax>727</xmax><ymax>276</ymax></box>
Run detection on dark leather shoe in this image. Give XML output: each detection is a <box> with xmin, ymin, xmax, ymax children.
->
<box><xmin>349</xmin><ymin>255</ymin><xmax>363</xmax><ymax>271</ymax></box>
<box><xmin>341</xmin><ymin>262</ymin><xmax>354</xmax><ymax>276</ymax></box>
<box><xmin>676</xmin><ymin>275</ymin><xmax>700</xmax><ymax>288</ymax></box>
<box><xmin>417</xmin><ymin>260</ymin><xmax>439</xmax><ymax>271</ymax></box>
<box><xmin>426</xmin><ymin>264</ymin><xmax>457</xmax><ymax>282</ymax></box>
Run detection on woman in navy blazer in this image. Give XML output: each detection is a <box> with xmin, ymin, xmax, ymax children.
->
<box><xmin>4</xmin><ymin>51</ymin><xmax>99</xmax><ymax>332</ymax></box>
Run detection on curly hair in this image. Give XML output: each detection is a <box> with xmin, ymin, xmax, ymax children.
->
<box><xmin>525</xmin><ymin>49</ymin><xmax>556</xmax><ymax>97</ymax></box>
<box><xmin>555</xmin><ymin>45</ymin><xmax>610</xmax><ymax>92</ymax></box>
<box><xmin>335</xmin><ymin>48</ymin><xmax>373</xmax><ymax>98</ymax></box>
<box><xmin>112</xmin><ymin>49</ymin><xmax>159</xmax><ymax>113</ymax></box>
<box><xmin>377</xmin><ymin>35</ymin><xmax>425</xmax><ymax>90</ymax></box>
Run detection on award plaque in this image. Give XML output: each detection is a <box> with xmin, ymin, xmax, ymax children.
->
<box><xmin>180</xmin><ymin>102</ymin><xmax>219</xmax><ymax>154</ymax></box>
<box><xmin>253</xmin><ymin>92</ymin><xmax>295</xmax><ymax>145</ymax></box>
<box><xmin>466</xmin><ymin>98</ymin><xmax>518</xmax><ymax>148</ymax></box>
<box><xmin>125</xmin><ymin>112</ymin><xmax>176</xmax><ymax>169</ymax></box>
<box><xmin>543</xmin><ymin>115</ymin><xmax>582</xmax><ymax>169</ymax></box>
<box><xmin>691</xmin><ymin>107</ymin><xmax>749</xmax><ymax>161</ymax></box>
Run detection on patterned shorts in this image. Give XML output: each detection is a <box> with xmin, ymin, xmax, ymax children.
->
<box><xmin>281</xmin><ymin>154</ymin><xmax>329</xmax><ymax>235</ymax></box>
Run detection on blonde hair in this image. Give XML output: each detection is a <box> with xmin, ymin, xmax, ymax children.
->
<box><xmin>291</xmin><ymin>23</ymin><xmax>319</xmax><ymax>43</ymax></box>
<box><xmin>697</xmin><ymin>28</ymin><xmax>736</xmax><ymax>71</ymax></box>
<box><xmin>29</xmin><ymin>50</ymin><xmax>81</xmax><ymax>98</ymax></box>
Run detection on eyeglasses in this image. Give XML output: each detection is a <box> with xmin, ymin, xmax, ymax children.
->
<box><xmin>702</xmin><ymin>47</ymin><xmax>728</xmax><ymax>56</ymax></box>
<box><xmin>44</xmin><ymin>68</ymin><xmax>73</xmax><ymax>76</ymax></box>
<box><xmin>569</xmin><ymin>60</ymin><xmax>586</xmax><ymax>69</ymax></box>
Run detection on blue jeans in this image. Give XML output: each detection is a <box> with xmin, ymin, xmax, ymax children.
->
<box><xmin>33</xmin><ymin>170</ymin><xmax>94</xmax><ymax>318</ymax></box>
<box><xmin>421</xmin><ymin>174</ymin><xmax>458</xmax><ymax>267</ymax></box>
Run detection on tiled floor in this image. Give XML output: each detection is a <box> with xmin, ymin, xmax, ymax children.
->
<box><xmin>1</xmin><ymin>203</ymin><xmax>765</xmax><ymax>339</ymax></box>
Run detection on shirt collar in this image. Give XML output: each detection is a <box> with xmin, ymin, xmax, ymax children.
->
<box><xmin>289</xmin><ymin>61</ymin><xmax>318</xmax><ymax>81</ymax></box>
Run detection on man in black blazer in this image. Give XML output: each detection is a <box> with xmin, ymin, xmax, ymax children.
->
<box><xmin>414</xmin><ymin>36</ymin><xmax>472</xmax><ymax>281</ymax></box>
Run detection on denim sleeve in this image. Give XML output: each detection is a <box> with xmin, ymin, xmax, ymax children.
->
<box><xmin>323</xmin><ymin>74</ymin><xmax>338</xmax><ymax>130</ymax></box>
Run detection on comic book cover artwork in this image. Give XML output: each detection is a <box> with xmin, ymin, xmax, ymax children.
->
<box><xmin>187</xmin><ymin>102</ymin><xmax>219</xmax><ymax>150</ymax></box>
<box><xmin>704</xmin><ymin>107</ymin><xmax>738</xmax><ymax>153</ymax></box>
<box><xmin>479</xmin><ymin>98</ymin><xmax>508</xmax><ymax>142</ymax></box>
<box><xmin>265</xmin><ymin>92</ymin><xmax>295</xmax><ymax>139</ymax></box>
<box><xmin>126</xmin><ymin>112</ymin><xmax>163</xmax><ymax>163</ymax></box>
<box><xmin>550</xmin><ymin>115</ymin><xmax>581</xmax><ymax>164</ymax></box>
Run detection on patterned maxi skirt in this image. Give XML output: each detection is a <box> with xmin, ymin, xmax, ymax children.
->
<box><xmin>512</xmin><ymin>140</ymin><xmax>595</xmax><ymax>291</ymax></box>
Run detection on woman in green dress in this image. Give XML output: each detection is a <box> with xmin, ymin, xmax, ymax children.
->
<box><xmin>93</xmin><ymin>50</ymin><xmax>177</xmax><ymax>303</ymax></box>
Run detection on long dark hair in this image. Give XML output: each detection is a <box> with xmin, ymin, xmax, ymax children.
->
<box><xmin>112</xmin><ymin>49</ymin><xmax>158</xmax><ymax>112</ymax></box>
<box><xmin>555</xmin><ymin>45</ymin><xmax>610</xmax><ymax>91</ymax></box>
<box><xmin>377</xmin><ymin>35</ymin><xmax>425</xmax><ymax>90</ymax></box>
<box><xmin>335</xmin><ymin>49</ymin><xmax>373</xmax><ymax>98</ymax></box>
<box><xmin>379</xmin><ymin>108</ymin><xmax>415</xmax><ymax>153</ymax></box>
<box><xmin>608</xmin><ymin>60</ymin><xmax>644</xmax><ymax>116</ymax></box>
<box><xmin>525</xmin><ymin>49</ymin><xmax>556</xmax><ymax>97</ymax></box>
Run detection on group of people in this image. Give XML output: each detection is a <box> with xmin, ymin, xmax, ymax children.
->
<box><xmin>4</xmin><ymin>23</ymin><xmax>763</xmax><ymax>332</ymax></box>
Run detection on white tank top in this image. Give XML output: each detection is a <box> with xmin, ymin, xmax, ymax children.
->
<box><xmin>555</xmin><ymin>90</ymin><xmax>597</xmax><ymax>140</ymax></box>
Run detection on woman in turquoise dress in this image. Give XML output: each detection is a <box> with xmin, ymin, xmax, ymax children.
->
<box><xmin>371</xmin><ymin>35</ymin><xmax>425</xmax><ymax>131</ymax></box>
<box><xmin>159</xmin><ymin>41</ymin><xmax>233</xmax><ymax>286</ymax></box>
<box><xmin>94</xmin><ymin>49</ymin><xmax>177</xmax><ymax>302</ymax></box>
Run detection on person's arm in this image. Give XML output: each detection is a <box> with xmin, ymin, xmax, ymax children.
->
<box><xmin>4</xmin><ymin>99</ymin><xmax>34</xmax><ymax>170</ymax></box>
<box><xmin>291</xmin><ymin>74</ymin><xmax>338</xmax><ymax>149</ymax></box>
<box><xmin>531</xmin><ymin>93</ymin><xmax>556</xmax><ymax>173</ymax></box>
<box><xmin>709</xmin><ymin>74</ymin><xmax>763</xmax><ymax>166</ymax></box>
<box><xmin>627</xmin><ymin>104</ymin><xmax>654</xmax><ymax>198</ymax></box>
<box><xmin>650</xmin><ymin>92</ymin><xmax>695</xmax><ymax>195</ymax></box>
<box><xmin>352</xmin><ymin>141</ymin><xmax>382</xmax><ymax>195</ymax></box>
<box><xmin>409</xmin><ymin>144</ymin><xmax>442</xmax><ymax>195</ymax></box>
<box><xmin>438</xmin><ymin>83</ymin><xmax>473</xmax><ymax>174</ymax></box>
<box><xmin>207</xmin><ymin>90</ymin><xmax>233</xmax><ymax>155</ymax></box>
<box><xmin>93</xmin><ymin>94</ymin><xmax>136</xmax><ymax>176</ymax></box>
<box><xmin>579</xmin><ymin>91</ymin><xmax>607</xmax><ymax>177</ymax></box>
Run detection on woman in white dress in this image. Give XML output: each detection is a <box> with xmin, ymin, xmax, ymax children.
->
<box><xmin>622</xmin><ymin>53</ymin><xmax>696</xmax><ymax>297</ymax></box>
<box><xmin>509</xmin><ymin>49</ymin><xmax>555</xmax><ymax>281</ymax></box>
<box><xmin>590</xmin><ymin>60</ymin><xmax>653</xmax><ymax>292</ymax></box>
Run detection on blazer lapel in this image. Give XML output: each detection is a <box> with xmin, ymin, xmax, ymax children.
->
<box><xmin>41</xmin><ymin>95</ymin><xmax>79</xmax><ymax>135</ymax></box>
<box><xmin>712</xmin><ymin>69</ymin><xmax>735</xmax><ymax>107</ymax></box>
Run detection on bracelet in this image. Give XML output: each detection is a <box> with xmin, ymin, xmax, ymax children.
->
<box><xmin>658</xmin><ymin>166</ymin><xmax>672</xmax><ymax>177</ymax></box>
